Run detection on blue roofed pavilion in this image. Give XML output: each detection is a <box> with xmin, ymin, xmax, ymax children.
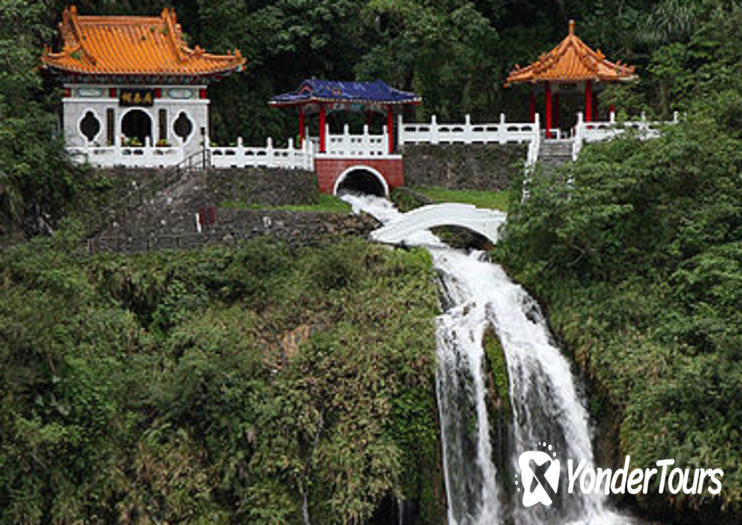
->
<box><xmin>269</xmin><ymin>79</ymin><xmax>421</xmax><ymax>154</ymax></box>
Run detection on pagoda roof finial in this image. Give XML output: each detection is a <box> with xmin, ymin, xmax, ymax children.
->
<box><xmin>569</xmin><ymin>19</ymin><xmax>575</xmax><ymax>35</ymax></box>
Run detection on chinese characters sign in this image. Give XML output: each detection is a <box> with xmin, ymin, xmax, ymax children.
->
<box><xmin>119</xmin><ymin>89</ymin><xmax>155</xmax><ymax>107</ymax></box>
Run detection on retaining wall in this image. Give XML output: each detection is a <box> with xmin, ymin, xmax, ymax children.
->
<box><xmin>402</xmin><ymin>143</ymin><xmax>526</xmax><ymax>190</ymax></box>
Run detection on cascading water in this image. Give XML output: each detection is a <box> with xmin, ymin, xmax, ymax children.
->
<box><xmin>341</xmin><ymin>192</ymin><xmax>635</xmax><ymax>524</ymax></box>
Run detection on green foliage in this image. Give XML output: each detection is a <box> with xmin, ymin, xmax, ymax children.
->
<box><xmin>0</xmin><ymin>237</ymin><xmax>442</xmax><ymax>523</ymax></box>
<box><xmin>499</xmin><ymin>88</ymin><xmax>742</xmax><ymax>519</ymax></box>
<box><xmin>482</xmin><ymin>326</ymin><xmax>510</xmax><ymax>417</ymax></box>
<box><xmin>0</xmin><ymin>0</ymin><xmax>82</xmax><ymax>233</ymax></box>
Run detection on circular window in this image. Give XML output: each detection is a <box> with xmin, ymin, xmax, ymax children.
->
<box><xmin>173</xmin><ymin>112</ymin><xmax>194</xmax><ymax>143</ymax></box>
<box><xmin>79</xmin><ymin>111</ymin><xmax>101</xmax><ymax>142</ymax></box>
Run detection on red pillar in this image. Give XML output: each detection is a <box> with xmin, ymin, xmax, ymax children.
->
<box><xmin>529</xmin><ymin>91</ymin><xmax>536</xmax><ymax>123</ymax></box>
<box><xmin>366</xmin><ymin>110</ymin><xmax>373</xmax><ymax>128</ymax></box>
<box><xmin>387</xmin><ymin>105</ymin><xmax>394</xmax><ymax>154</ymax></box>
<box><xmin>319</xmin><ymin>104</ymin><xmax>326</xmax><ymax>153</ymax></box>
<box><xmin>585</xmin><ymin>80</ymin><xmax>592</xmax><ymax>122</ymax></box>
<box><xmin>545</xmin><ymin>82</ymin><xmax>552</xmax><ymax>138</ymax></box>
<box><xmin>298</xmin><ymin>106</ymin><xmax>305</xmax><ymax>146</ymax></box>
<box><xmin>554</xmin><ymin>93</ymin><xmax>560</xmax><ymax>132</ymax></box>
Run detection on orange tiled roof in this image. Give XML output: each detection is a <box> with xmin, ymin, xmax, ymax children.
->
<box><xmin>506</xmin><ymin>20</ymin><xmax>636</xmax><ymax>85</ymax></box>
<box><xmin>41</xmin><ymin>6</ymin><xmax>245</xmax><ymax>78</ymax></box>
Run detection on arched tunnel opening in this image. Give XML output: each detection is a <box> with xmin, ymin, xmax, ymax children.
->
<box><xmin>335</xmin><ymin>169</ymin><xmax>387</xmax><ymax>197</ymax></box>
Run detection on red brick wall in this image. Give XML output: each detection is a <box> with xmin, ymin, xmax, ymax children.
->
<box><xmin>314</xmin><ymin>157</ymin><xmax>404</xmax><ymax>194</ymax></box>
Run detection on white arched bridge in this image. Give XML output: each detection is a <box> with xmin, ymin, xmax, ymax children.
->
<box><xmin>370</xmin><ymin>203</ymin><xmax>507</xmax><ymax>245</ymax></box>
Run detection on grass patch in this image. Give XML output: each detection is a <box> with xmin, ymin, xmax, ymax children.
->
<box><xmin>410</xmin><ymin>186</ymin><xmax>509</xmax><ymax>211</ymax></box>
<box><xmin>220</xmin><ymin>193</ymin><xmax>351</xmax><ymax>213</ymax></box>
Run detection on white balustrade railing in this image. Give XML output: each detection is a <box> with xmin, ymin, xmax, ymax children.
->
<box><xmin>209</xmin><ymin>137</ymin><xmax>313</xmax><ymax>170</ymax></box>
<box><xmin>68</xmin><ymin>138</ymin><xmax>185</xmax><ymax>168</ymax></box>
<box><xmin>526</xmin><ymin>114</ymin><xmax>541</xmax><ymax>168</ymax></box>
<box><xmin>399</xmin><ymin>113</ymin><xmax>538</xmax><ymax>145</ymax></box>
<box><xmin>68</xmin><ymin>111</ymin><xmax>680</xmax><ymax>170</ymax></box>
<box><xmin>321</xmin><ymin>124</ymin><xmax>391</xmax><ymax>157</ymax></box>
<box><xmin>573</xmin><ymin>111</ymin><xmax>680</xmax><ymax>160</ymax></box>
<box><xmin>69</xmin><ymin>136</ymin><xmax>313</xmax><ymax>170</ymax></box>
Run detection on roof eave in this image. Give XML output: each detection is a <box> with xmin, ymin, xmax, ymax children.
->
<box><xmin>269</xmin><ymin>97</ymin><xmax>421</xmax><ymax>107</ymax></box>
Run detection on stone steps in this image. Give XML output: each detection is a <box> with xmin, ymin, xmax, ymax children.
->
<box><xmin>537</xmin><ymin>140</ymin><xmax>574</xmax><ymax>172</ymax></box>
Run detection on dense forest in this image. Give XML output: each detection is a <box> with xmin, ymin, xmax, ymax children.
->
<box><xmin>1</xmin><ymin>0</ymin><xmax>742</xmax><ymax>523</ymax></box>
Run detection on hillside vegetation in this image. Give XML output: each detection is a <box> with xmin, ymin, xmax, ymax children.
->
<box><xmin>499</xmin><ymin>67</ymin><xmax>742</xmax><ymax>525</ymax></box>
<box><xmin>0</xmin><ymin>235</ymin><xmax>443</xmax><ymax>523</ymax></box>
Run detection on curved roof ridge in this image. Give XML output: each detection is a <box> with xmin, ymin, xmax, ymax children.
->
<box><xmin>269</xmin><ymin>78</ymin><xmax>421</xmax><ymax>107</ymax></box>
<box><xmin>41</xmin><ymin>5</ymin><xmax>245</xmax><ymax>80</ymax></box>
<box><xmin>506</xmin><ymin>20</ymin><xmax>636</xmax><ymax>86</ymax></box>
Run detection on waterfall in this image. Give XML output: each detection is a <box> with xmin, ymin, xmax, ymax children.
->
<box><xmin>341</xmin><ymin>193</ymin><xmax>632</xmax><ymax>524</ymax></box>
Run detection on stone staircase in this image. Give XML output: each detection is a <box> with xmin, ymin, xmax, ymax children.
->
<box><xmin>537</xmin><ymin>139</ymin><xmax>574</xmax><ymax>171</ymax></box>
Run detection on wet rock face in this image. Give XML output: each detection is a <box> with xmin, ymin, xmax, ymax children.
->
<box><xmin>403</xmin><ymin>143</ymin><xmax>526</xmax><ymax>191</ymax></box>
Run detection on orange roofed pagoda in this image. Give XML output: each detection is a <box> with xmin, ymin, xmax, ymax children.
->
<box><xmin>41</xmin><ymin>6</ymin><xmax>245</xmax><ymax>155</ymax></box>
<box><xmin>506</xmin><ymin>20</ymin><xmax>636</xmax><ymax>138</ymax></box>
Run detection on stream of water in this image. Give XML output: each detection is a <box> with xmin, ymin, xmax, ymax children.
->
<box><xmin>341</xmin><ymin>192</ymin><xmax>637</xmax><ymax>525</ymax></box>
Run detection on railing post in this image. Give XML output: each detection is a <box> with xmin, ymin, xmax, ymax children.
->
<box><xmin>463</xmin><ymin>114</ymin><xmax>472</xmax><ymax>144</ymax></box>
<box><xmin>498</xmin><ymin>113</ymin><xmax>507</xmax><ymax>144</ymax></box>
<box><xmin>397</xmin><ymin>113</ymin><xmax>404</xmax><ymax>147</ymax></box>
<box><xmin>286</xmin><ymin>137</ymin><xmax>294</xmax><ymax>169</ymax></box>
<box><xmin>534</xmin><ymin>113</ymin><xmax>540</xmax><ymax>134</ymax></box>
<box><xmin>236</xmin><ymin>137</ymin><xmax>244</xmax><ymax>167</ymax></box>
<box><xmin>609</xmin><ymin>110</ymin><xmax>616</xmax><ymax>123</ymax></box>
<box><xmin>304</xmin><ymin>137</ymin><xmax>312</xmax><ymax>170</ymax></box>
<box><xmin>573</xmin><ymin>112</ymin><xmax>584</xmax><ymax>160</ymax></box>
<box><xmin>431</xmin><ymin>114</ymin><xmax>439</xmax><ymax>145</ymax></box>
<box><xmin>266</xmin><ymin>137</ymin><xmax>274</xmax><ymax>167</ymax></box>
